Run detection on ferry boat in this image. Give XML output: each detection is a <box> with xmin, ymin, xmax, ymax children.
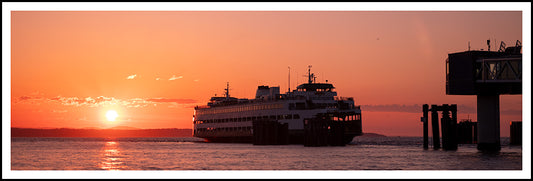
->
<box><xmin>193</xmin><ymin>66</ymin><xmax>362</xmax><ymax>145</ymax></box>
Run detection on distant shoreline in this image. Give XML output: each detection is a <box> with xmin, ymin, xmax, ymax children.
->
<box><xmin>360</xmin><ymin>132</ymin><xmax>387</xmax><ymax>137</ymax></box>
<box><xmin>11</xmin><ymin>127</ymin><xmax>193</xmax><ymax>138</ymax></box>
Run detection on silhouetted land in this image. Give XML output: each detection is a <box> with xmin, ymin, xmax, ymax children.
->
<box><xmin>11</xmin><ymin>127</ymin><xmax>193</xmax><ymax>138</ymax></box>
<box><xmin>360</xmin><ymin>132</ymin><xmax>387</xmax><ymax>137</ymax></box>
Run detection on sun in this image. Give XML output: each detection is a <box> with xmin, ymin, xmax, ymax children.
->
<box><xmin>106</xmin><ymin>110</ymin><xmax>119</xmax><ymax>122</ymax></box>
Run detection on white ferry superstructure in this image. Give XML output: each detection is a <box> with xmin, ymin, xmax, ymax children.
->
<box><xmin>193</xmin><ymin>67</ymin><xmax>362</xmax><ymax>144</ymax></box>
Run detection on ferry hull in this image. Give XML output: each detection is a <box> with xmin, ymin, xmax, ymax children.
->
<box><xmin>200</xmin><ymin>131</ymin><xmax>360</xmax><ymax>145</ymax></box>
<box><xmin>197</xmin><ymin>118</ymin><xmax>362</xmax><ymax>145</ymax></box>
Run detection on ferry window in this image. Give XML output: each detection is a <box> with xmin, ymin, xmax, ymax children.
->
<box><xmin>296</xmin><ymin>102</ymin><xmax>305</xmax><ymax>109</ymax></box>
<box><xmin>286</xmin><ymin>114</ymin><xmax>293</xmax><ymax>119</ymax></box>
<box><xmin>277</xmin><ymin>115</ymin><xmax>282</xmax><ymax>119</ymax></box>
<box><xmin>289</xmin><ymin>103</ymin><xmax>295</xmax><ymax>109</ymax></box>
<box><xmin>293</xmin><ymin>114</ymin><xmax>300</xmax><ymax>119</ymax></box>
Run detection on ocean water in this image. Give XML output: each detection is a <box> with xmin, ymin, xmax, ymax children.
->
<box><xmin>10</xmin><ymin>136</ymin><xmax>522</xmax><ymax>173</ymax></box>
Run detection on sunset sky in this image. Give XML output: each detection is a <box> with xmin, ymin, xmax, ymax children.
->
<box><xmin>4</xmin><ymin>3</ymin><xmax>530</xmax><ymax>137</ymax></box>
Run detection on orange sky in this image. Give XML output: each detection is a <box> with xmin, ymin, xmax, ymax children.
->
<box><xmin>8</xmin><ymin>10</ymin><xmax>525</xmax><ymax>136</ymax></box>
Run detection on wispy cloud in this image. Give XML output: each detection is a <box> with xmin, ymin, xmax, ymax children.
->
<box><xmin>169</xmin><ymin>75</ymin><xmax>183</xmax><ymax>81</ymax></box>
<box><xmin>14</xmin><ymin>95</ymin><xmax>43</xmax><ymax>104</ymax></box>
<box><xmin>155</xmin><ymin>78</ymin><xmax>160</xmax><ymax>81</ymax></box>
<box><xmin>361</xmin><ymin>104</ymin><xmax>422</xmax><ymax>113</ymax></box>
<box><xmin>145</xmin><ymin>98</ymin><xmax>197</xmax><ymax>104</ymax></box>
<box><xmin>52</xmin><ymin>110</ymin><xmax>68</xmax><ymax>113</ymax></box>
<box><xmin>18</xmin><ymin>95</ymin><xmax>197</xmax><ymax>109</ymax></box>
<box><xmin>361</xmin><ymin>104</ymin><xmax>478</xmax><ymax>114</ymax></box>
<box><xmin>126</xmin><ymin>74</ymin><xmax>137</xmax><ymax>80</ymax></box>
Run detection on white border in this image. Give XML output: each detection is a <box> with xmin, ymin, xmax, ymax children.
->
<box><xmin>2</xmin><ymin>2</ymin><xmax>530</xmax><ymax>11</ymax></box>
<box><xmin>2</xmin><ymin>2</ymin><xmax>531</xmax><ymax>179</ymax></box>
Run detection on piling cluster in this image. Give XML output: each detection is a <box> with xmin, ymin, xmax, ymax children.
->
<box><xmin>457</xmin><ymin>120</ymin><xmax>477</xmax><ymax>144</ymax></box>
<box><xmin>252</xmin><ymin>119</ymin><xmax>289</xmax><ymax>145</ymax></box>
<box><xmin>422</xmin><ymin>104</ymin><xmax>458</xmax><ymax>150</ymax></box>
<box><xmin>422</xmin><ymin>104</ymin><xmax>521</xmax><ymax>151</ymax></box>
<box><xmin>303</xmin><ymin>118</ymin><xmax>346</xmax><ymax>147</ymax></box>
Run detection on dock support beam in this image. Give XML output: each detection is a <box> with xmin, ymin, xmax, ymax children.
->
<box><xmin>422</xmin><ymin>104</ymin><xmax>429</xmax><ymax>150</ymax></box>
<box><xmin>476</xmin><ymin>94</ymin><xmax>501</xmax><ymax>152</ymax></box>
<box><xmin>431</xmin><ymin>105</ymin><xmax>440</xmax><ymax>150</ymax></box>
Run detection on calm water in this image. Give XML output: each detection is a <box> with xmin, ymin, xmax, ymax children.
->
<box><xmin>11</xmin><ymin>137</ymin><xmax>522</xmax><ymax>171</ymax></box>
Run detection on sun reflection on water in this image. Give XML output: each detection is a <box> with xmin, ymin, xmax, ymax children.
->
<box><xmin>99</xmin><ymin>141</ymin><xmax>127</xmax><ymax>170</ymax></box>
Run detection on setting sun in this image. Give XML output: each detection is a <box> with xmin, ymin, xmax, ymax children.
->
<box><xmin>105</xmin><ymin>110</ymin><xmax>119</xmax><ymax>122</ymax></box>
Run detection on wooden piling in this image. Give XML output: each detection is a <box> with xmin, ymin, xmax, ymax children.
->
<box><xmin>252</xmin><ymin>119</ymin><xmax>289</xmax><ymax>145</ymax></box>
<box><xmin>510</xmin><ymin>121</ymin><xmax>522</xmax><ymax>145</ymax></box>
<box><xmin>304</xmin><ymin>118</ymin><xmax>328</xmax><ymax>147</ymax></box>
<box><xmin>431</xmin><ymin>105</ymin><xmax>440</xmax><ymax>150</ymax></box>
<box><xmin>328</xmin><ymin>121</ymin><xmax>345</xmax><ymax>146</ymax></box>
<box><xmin>457</xmin><ymin>120</ymin><xmax>476</xmax><ymax>144</ymax></box>
<box><xmin>423</xmin><ymin>104</ymin><xmax>429</xmax><ymax>150</ymax></box>
<box><xmin>440</xmin><ymin>105</ymin><xmax>449</xmax><ymax>150</ymax></box>
<box><xmin>450</xmin><ymin>104</ymin><xmax>458</xmax><ymax>149</ymax></box>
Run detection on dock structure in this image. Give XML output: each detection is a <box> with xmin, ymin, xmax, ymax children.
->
<box><xmin>446</xmin><ymin>40</ymin><xmax>522</xmax><ymax>152</ymax></box>
<box><xmin>457</xmin><ymin>119</ymin><xmax>478</xmax><ymax>144</ymax></box>
<box><xmin>303</xmin><ymin>118</ymin><xmax>347</xmax><ymax>147</ymax></box>
<box><xmin>252</xmin><ymin>119</ymin><xmax>289</xmax><ymax>145</ymax></box>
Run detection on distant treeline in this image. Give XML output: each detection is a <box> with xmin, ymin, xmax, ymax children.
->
<box><xmin>11</xmin><ymin>128</ymin><xmax>193</xmax><ymax>138</ymax></box>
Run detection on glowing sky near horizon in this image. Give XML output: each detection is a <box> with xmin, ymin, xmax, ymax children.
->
<box><xmin>9</xmin><ymin>10</ymin><xmax>525</xmax><ymax>136</ymax></box>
